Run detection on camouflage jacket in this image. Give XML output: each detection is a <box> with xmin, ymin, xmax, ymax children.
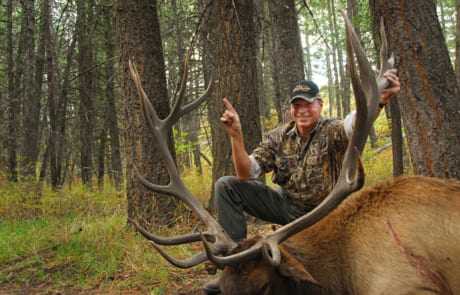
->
<box><xmin>252</xmin><ymin>117</ymin><xmax>349</xmax><ymax>212</ymax></box>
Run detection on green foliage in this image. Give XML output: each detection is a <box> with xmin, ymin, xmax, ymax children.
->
<box><xmin>173</xmin><ymin>127</ymin><xmax>200</xmax><ymax>159</ymax></box>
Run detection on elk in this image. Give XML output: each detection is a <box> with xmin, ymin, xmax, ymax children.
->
<box><xmin>128</xmin><ymin>9</ymin><xmax>460</xmax><ymax>295</ymax></box>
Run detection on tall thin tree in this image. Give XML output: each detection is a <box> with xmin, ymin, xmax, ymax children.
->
<box><xmin>6</xmin><ymin>0</ymin><xmax>18</xmax><ymax>182</ymax></box>
<box><xmin>76</xmin><ymin>0</ymin><xmax>95</xmax><ymax>187</ymax></box>
<box><xmin>102</xmin><ymin>5</ymin><xmax>123</xmax><ymax>191</ymax></box>
<box><xmin>20</xmin><ymin>0</ymin><xmax>39</xmax><ymax>179</ymax></box>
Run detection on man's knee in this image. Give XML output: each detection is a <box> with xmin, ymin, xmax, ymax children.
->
<box><xmin>215</xmin><ymin>175</ymin><xmax>239</xmax><ymax>192</ymax></box>
<box><xmin>215</xmin><ymin>176</ymin><xmax>241</xmax><ymax>206</ymax></box>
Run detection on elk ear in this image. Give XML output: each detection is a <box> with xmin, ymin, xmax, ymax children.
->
<box><xmin>278</xmin><ymin>247</ymin><xmax>319</xmax><ymax>285</ymax></box>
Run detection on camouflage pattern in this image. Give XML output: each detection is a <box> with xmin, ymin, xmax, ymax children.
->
<box><xmin>252</xmin><ymin>117</ymin><xmax>349</xmax><ymax>212</ymax></box>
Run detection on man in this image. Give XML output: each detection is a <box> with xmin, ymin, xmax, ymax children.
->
<box><xmin>204</xmin><ymin>70</ymin><xmax>399</xmax><ymax>293</ymax></box>
<box><xmin>216</xmin><ymin>69</ymin><xmax>400</xmax><ymax>242</ymax></box>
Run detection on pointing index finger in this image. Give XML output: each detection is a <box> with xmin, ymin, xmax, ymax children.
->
<box><xmin>223</xmin><ymin>98</ymin><xmax>235</xmax><ymax>112</ymax></box>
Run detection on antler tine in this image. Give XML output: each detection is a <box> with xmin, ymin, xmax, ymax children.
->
<box><xmin>129</xmin><ymin>218</ymin><xmax>203</xmax><ymax>245</ymax></box>
<box><xmin>128</xmin><ymin>60</ymin><xmax>162</xmax><ymax>133</ymax></box>
<box><xmin>200</xmin><ymin>233</ymin><xmax>261</xmax><ymax>269</ymax></box>
<box><xmin>151</xmin><ymin>231</ymin><xmax>239</xmax><ymax>269</ymax></box>
<box><xmin>150</xmin><ymin>241</ymin><xmax>210</xmax><ymax>268</ymax></box>
<box><xmin>167</xmin><ymin>10</ymin><xmax>213</xmax><ymax>125</ymax></box>
<box><xmin>377</xmin><ymin>17</ymin><xmax>394</xmax><ymax>91</ymax></box>
<box><xmin>128</xmin><ymin>60</ymin><xmax>215</xmax><ymax>218</ymax></box>
<box><xmin>128</xmin><ymin>48</ymin><xmax>237</xmax><ymax>268</ymax></box>
<box><xmin>167</xmin><ymin>31</ymin><xmax>197</xmax><ymax>125</ymax></box>
<box><xmin>205</xmin><ymin>8</ymin><xmax>393</xmax><ymax>267</ymax></box>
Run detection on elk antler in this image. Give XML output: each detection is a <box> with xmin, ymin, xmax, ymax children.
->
<box><xmin>203</xmin><ymin>8</ymin><xmax>395</xmax><ymax>268</ymax></box>
<box><xmin>128</xmin><ymin>33</ymin><xmax>237</xmax><ymax>268</ymax></box>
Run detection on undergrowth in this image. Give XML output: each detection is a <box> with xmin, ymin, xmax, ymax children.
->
<box><xmin>0</xmin><ymin>114</ymin><xmax>402</xmax><ymax>294</ymax></box>
<box><xmin>0</xmin><ymin>171</ymin><xmax>212</xmax><ymax>294</ymax></box>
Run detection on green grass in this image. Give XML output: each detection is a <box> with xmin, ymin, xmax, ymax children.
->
<box><xmin>0</xmin><ymin>212</ymin><xmax>207</xmax><ymax>293</ymax></box>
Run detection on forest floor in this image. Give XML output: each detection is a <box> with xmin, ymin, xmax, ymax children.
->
<box><xmin>0</xmin><ymin>258</ymin><xmax>210</xmax><ymax>294</ymax></box>
<box><xmin>0</xmin><ymin>242</ymin><xmax>214</xmax><ymax>295</ymax></box>
<box><xmin>0</xmin><ymin>223</ymin><xmax>227</xmax><ymax>295</ymax></box>
<box><xmin>0</xmin><ymin>213</ymin><xmax>272</xmax><ymax>295</ymax></box>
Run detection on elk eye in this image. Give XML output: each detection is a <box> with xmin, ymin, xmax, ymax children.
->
<box><xmin>259</xmin><ymin>284</ymin><xmax>269</xmax><ymax>295</ymax></box>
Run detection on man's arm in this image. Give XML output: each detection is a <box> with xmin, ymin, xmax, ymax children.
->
<box><xmin>220</xmin><ymin>98</ymin><xmax>252</xmax><ymax>180</ymax></box>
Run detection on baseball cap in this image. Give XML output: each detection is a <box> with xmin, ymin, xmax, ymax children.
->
<box><xmin>289</xmin><ymin>80</ymin><xmax>321</xmax><ymax>103</ymax></box>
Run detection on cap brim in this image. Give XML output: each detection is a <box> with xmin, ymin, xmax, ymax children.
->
<box><xmin>290</xmin><ymin>95</ymin><xmax>316</xmax><ymax>104</ymax></box>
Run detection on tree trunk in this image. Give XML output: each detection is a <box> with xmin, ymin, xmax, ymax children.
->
<box><xmin>389</xmin><ymin>101</ymin><xmax>405</xmax><ymax>177</ymax></box>
<box><xmin>206</xmin><ymin>0</ymin><xmax>262</xmax><ymax>210</ymax></box>
<box><xmin>114</xmin><ymin>0</ymin><xmax>178</xmax><ymax>228</ymax></box>
<box><xmin>76</xmin><ymin>0</ymin><xmax>95</xmax><ymax>187</ymax></box>
<box><xmin>343</xmin><ymin>0</ymin><xmax>358</xmax><ymax>116</ymax></box>
<box><xmin>327</xmin><ymin>0</ymin><xmax>341</xmax><ymax>118</ymax></box>
<box><xmin>190</xmin><ymin>69</ymin><xmax>203</xmax><ymax>175</ymax></box>
<box><xmin>303</xmin><ymin>18</ymin><xmax>313</xmax><ymax>81</ymax></box>
<box><xmin>371</xmin><ymin>0</ymin><xmax>460</xmax><ymax>179</ymax></box>
<box><xmin>326</xmin><ymin>46</ymin><xmax>334</xmax><ymax>117</ymax></box>
<box><xmin>268</xmin><ymin>0</ymin><xmax>305</xmax><ymax>122</ymax></box>
<box><xmin>6</xmin><ymin>0</ymin><xmax>18</xmax><ymax>182</ymax></box>
<box><xmin>254</xmin><ymin>0</ymin><xmax>270</xmax><ymax>134</ymax></box>
<box><xmin>102</xmin><ymin>4</ymin><xmax>123</xmax><ymax>191</ymax></box>
<box><xmin>20</xmin><ymin>0</ymin><xmax>40</xmax><ymax>179</ymax></box>
<box><xmin>53</xmin><ymin>35</ymin><xmax>77</xmax><ymax>188</ymax></box>
<box><xmin>35</xmin><ymin>0</ymin><xmax>48</xmax><ymax>183</ymax></box>
<box><xmin>96</xmin><ymin>127</ymin><xmax>107</xmax><ymax>190</ymax></box>
<box><xmin>168</xmin><ymin>0</ymin><xmax>196</xmax><ymax>171</ymax></box>
<box><xmin>41</xmin><ymin>0</ymin><xmax>61</xmax><ymax>188</ymax></box>
<box><xmin>455</xmin><ymin>0</ymin><xmax>460</xmax><ymax>87</ymax></box>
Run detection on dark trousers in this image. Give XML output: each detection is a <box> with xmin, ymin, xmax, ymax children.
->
<box><xmin>215</xmin><ymin>176</ymin><xmax>304</xmax><ymax>241</ymax></box>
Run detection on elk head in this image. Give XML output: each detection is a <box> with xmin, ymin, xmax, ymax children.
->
<box><xmin>128</xmin><ymin>8</ymin><xmax>395</xmax><ymax>294</ymax></box>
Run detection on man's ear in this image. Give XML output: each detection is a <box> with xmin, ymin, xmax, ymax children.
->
<box><xmin>278</xmin><ymin>247</ymin><xmax>319</xmax><ymax>285</ymax></box>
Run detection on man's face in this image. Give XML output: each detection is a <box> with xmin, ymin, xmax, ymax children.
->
<box><xmin>290</xmin><ymin>98</ymin><xmax>323</xmax><ymax>130</ymax></box>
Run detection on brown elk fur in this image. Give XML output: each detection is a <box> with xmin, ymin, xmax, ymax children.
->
<box><xmin>218</xmin><ymin>175</ymin><xmax>460</xmax><ymax>294</ymax></box>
